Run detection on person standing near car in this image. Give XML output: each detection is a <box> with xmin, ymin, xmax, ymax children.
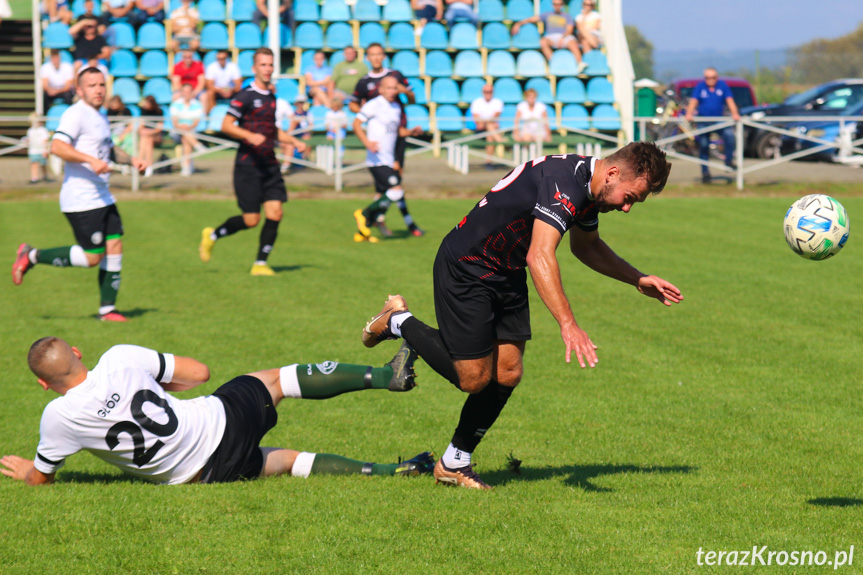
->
<box><xmin>685</xmin><ymin>67</ymin><xmax>740</xmax><ymax>183</ymax></box>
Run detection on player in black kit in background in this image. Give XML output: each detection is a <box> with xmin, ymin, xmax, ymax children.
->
<box><xmin>360</xmin><ymin>142</ymin><xmax>683</xmax><ymax>489</ymax></box>
<box><xmin>198</xmin><ymin>48</ymin><xmax>307</xmax><ymax>276</ymax></box>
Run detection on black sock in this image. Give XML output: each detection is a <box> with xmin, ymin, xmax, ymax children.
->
<box><xmin>400</xmin><ymin>316</ymin><xmax>459</xmax><ymax>387</ymax></box>
<box><xmin>362</xmin><ymin>197</ymin><xmax>391</xmax><ymax>223</ymax></box>
<box><xmin>452</xmin><ymin>382</ymin><xmax>515</xmax><ymax>453</ymax></box>
<box><xmin>257</xmin><ymin>219</ymin><xmax>280</xmax><ymax>262</ymax></box>
<box><xmin>215</xmin><ymin>215</ymin><xmax>248</xmax><ymax>239</ymax></box>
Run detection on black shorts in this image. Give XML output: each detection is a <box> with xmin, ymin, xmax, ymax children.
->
<box><xmin>198</xmin><ymin>375</ymin><xmax>278</xmax><ymax>484</ymax></box>
<box><xmin>394</xmin><ymin>136</ymin><xmax>406</xmax><ymax>168</ymax></box>
<box><xmin>233</xmin><ymin>162</ymin><xmax>287</xmax><ymax>214</ymax></box>
<box><xmin>433</xmin><ymin>248</ymin><xmax>531</xmax><ymax>360</ymax></box>
<box><xmin>369</xmin><ymin>165</ymin><xmax>402</xmax><ymax>195</ymax></box>
<box><xmin>63</xmin><ymin>204</ymin><xmax>123</xmax><ymax>253</ymax></box>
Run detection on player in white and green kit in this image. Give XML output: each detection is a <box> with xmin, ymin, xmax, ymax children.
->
<box><xmin>11</xmin><ymin>68</ymin><xmax>145</xmax><ymax>321</ymax></box>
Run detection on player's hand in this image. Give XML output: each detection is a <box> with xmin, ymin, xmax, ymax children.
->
<box><xmin>295</xmin><ymin>140</ymin><xmax>307</xmax><ymax>153</ymax></box>
<box><xmin>246</xmin><ymin>133</ymin><xmax>266</xmax><ymax>146</ymax></box>
<box><xmin>131</xmin><ymin>157</ymin><xmax>147</xmax><ymax>174</ymax></box>
<box><xmin>410</xmin><ymin>126</ymin><xmax>423</xmax><ymax>136</ymax></box>
<box><xmin>637</xmin><ymin>275</ymin><xmax>683</xmax><ymax>306</ymax></box>
<box><xmin>90</xmin><ymin>158</ymin><xmax>110</xmax><ymax>174</ymax></box>
<box><xmin>684</xmin><ymin>111</ymin><xmax>694</xmax><ymax>123</ymax></box>
<box><xmin>0</xmin><ymin>455</ymin><xmax>33</xmax><ymax>482</ymax></box>
<box><xmin>561</xmin><ymin>322</ymin><xmax>598</xmax><ymax>368</ymax></box>
<box><xmin>367</xmin><ymin>140</ymin><xmax>380</xmax><ymax>153</ymax></box>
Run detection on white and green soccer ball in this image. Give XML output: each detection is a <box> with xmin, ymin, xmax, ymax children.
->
<box><xmin>783</xmin><ymin>194</ymin><xmax>850</xmax><ymax>260</ymax></box>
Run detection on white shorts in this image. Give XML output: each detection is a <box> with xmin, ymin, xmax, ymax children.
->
<box><xmin>544</xmin><ymin>33</ymin><xmax>576</xmax><ymax>47</ymax></box>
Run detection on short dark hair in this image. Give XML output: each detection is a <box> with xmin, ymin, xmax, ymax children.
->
<box><xmin>605</xmin><ymin>142</ymin><xmax>672</xmax><ymax>194</ymax></box>
<box><xmin>366</xmin><ymin>43</ymin><xmax>384</xmax><ymax>53</ymax></box>
<box><xmin>253</xmin><ymin>47</ymin><xmax>274</xmax><ymax>64</ymax></box>
<box><xmin>217</xmin><ymin>49</ymin><xmax>229</xmax><ymax>56</ymax></box>
<box><xmin>77</xmin><ymin>66</ymin><xmax>104</xmax><ymax>86</ymax></box>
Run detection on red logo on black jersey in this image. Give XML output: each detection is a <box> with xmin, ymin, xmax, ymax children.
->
<box><xmin>553</xmin><ymin>188</ymin><xmax>576</xmax><ymax>216</ymax></box>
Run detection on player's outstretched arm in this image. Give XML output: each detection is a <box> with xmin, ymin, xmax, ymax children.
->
<box><xmin>160</xmin><ymin>356</ymin><xmax>210</xmax><ymax>392</ymax></box>
<box><xmin>526</xmin><ymin>219</ymin><xmax>598</xmax><ymax>368</ymax></box>
<box><xmin>0</xmin><ymin>455</ymin><xmax>54</xmax><ymax>486</ymax></box>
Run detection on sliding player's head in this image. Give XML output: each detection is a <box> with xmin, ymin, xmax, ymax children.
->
<box><xmin>28</xmin><ymin>337</ymin><xmax>87</xmax><ymax>393</ymax></box>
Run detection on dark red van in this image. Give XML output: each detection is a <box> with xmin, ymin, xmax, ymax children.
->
<box><xmin>672</xmin><ymin>77</ymin><xmax>758</xmax><ymax>110</ymax></box>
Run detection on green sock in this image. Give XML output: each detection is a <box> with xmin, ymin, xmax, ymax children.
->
<box><xmin>36</xmin><ymin>246</ymin><xmax>73</xmax><ymax>267</ymax></box>
<box><xmin>362</xmin><ymin>197</ymin><xmax>391</xmax><ymax>222</ymax></box>
<box><xmin>295</xmin><ymin>362</ymin><xmax>393</xmax><ymax>399</ymax></box>
<box><xmin>309</xmin><ymin>454</ymin><xmax>399</xmax><ymax>476</ymax></box>
<box><xmin>99</xmin><ymin>268</ymin><xmax>121</xmax><ymax>307</ymax></box>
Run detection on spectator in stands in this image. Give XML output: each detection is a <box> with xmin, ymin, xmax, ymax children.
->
<box><xmin>103</xmin><ymin>0</ymin><xmax>134</xmax><ymax>21</ymax></box>
<box><xmin>172</xmin><ymin>48</ymin><xmax>205</xmax><ymax>100</ymax></box>
<box><xmin>275</xmin><ymin>95</ymin><xmax>294</xmax><ymax>173</ymax></box>
<box><xmin>253</xmin><ymin>0</ymin><xmax>292</xmax><ymax>28</ymax></box>
<box><xmin>169</xmin><ymin>0</ymin><xmax>200</xmax><ymax>51</ymax></box>
<box><xmin>73</xmin><ymin>0</ymin><xmax>108</xmax><ymax>34</ymax></box>
<box><xmin>169</xmin><ymin>83</ymin><xmax>205</xmax><ymax>177</ymax></box>
<box><xmin>684</xmin><ymin>67</ymin><xmax>740</xmax><ymax>183</ymax></box>
<box><xmin>329</xmin><ymin>46</ymin><xmax>367</xmax><ymax>101</ymax></box>
<box><xmin>25</xmin><ymin>113</ymin><xmax>52</xmax><ymax>185</ymax></box>
<box><xmin>131</xmin><ymin>0</ymin><xmax>164</xmax><ymax>26</ymax></box>
<box><xmin>80</xmin><ymin>56</ymin><xmax>109</xmax><ymax>79</ymax></box>
<box><xmin>41</xmin><ymin>0</ymin><xmax>72</xmax><ymax>24</ymax></box>
<box><xmin>204</xmin><ymin>50</ymin><xmax>242</xmax><ymax>113</ymax></box>
<box><xmin>325</xmin><ymin>96</ymin><xmax>347</xmax><ymax>158</ymax></box>
<box><xmin>443</xmin><ymin>0</ymin><xmax>477</xmax><ymax>25</ymax></box>
<box><xmin>575</xmin><ymin>0</ymin><xmax>601</xmax><ymax>53</ymax></box>
<box><xmin>470</xmin><ymin>84</ymin><xmax>505</xmax><ymax>170</ymax></box>
<box><xmin>70</xmin><ymin>15</ymin><xmax>111</xmax><ymax>72</ymax></box>
<box><xmin>138</xmin><ymin>95</ymin><xmax>163</xmax><ymax>177</ymax></box>
<box><xmin>305</xmin><ymin>51</ymin><xmax>332</xmax><ymax>108</ymax></box>
<box><xmin>513</xmin><ymin>88</ymin><xmax>551</xmax><ymax>144</ymax></box>
<box><xmin>41</xmin><ymin>49</ymin><xmax>76</xmax><ymax>110</ymax></box>
<box><xmin>106</xmin><ymin>95</ymin><xmax>134</xmax><ymax>159</ymax></box>
<box><xmin>411</xmin><ymin>0</ymin><xmax>442</xmax><ymax>36</ymax></box>
<box><xmin>512</xmin><ymin>0</ymin><xmax>588</xmax><ymax>74</ymax></box>
<box><xmin>287</xmin><ymin>93</ymin><xmax>312</xmax><ymax>166</ymax></box>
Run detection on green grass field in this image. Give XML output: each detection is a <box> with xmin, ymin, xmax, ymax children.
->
<box><xmin>1</xmin><ymin>196</ymin><xmax>861</xmax><ymax>573</ymax></box>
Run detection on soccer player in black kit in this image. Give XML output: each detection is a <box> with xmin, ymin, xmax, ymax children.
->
<box><xmin>361</xmin><ymin>142</ymin><xmax>684</xmax><ymax>489</ymax></box>
<box><xmin>199</xmin><ymin>48</ymin><xmax>307</xmax><ymax>275</ymax></box>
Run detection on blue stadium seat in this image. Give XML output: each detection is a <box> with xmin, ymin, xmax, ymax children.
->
<box><xmin>583</xmin><ymin>50</ymin><xmax>610</xmax><ymax>76</ymax></box>
<box><xmin>198</xmin><ymin>0</ymin><xmax>226</xmax><ymax>21</ymax></box>
<box><xmin>138</xmin><ymin>50</ymin><xmax>168</xmax><ymax>78</ymax></box>
<box><xmin>511</xmin><ymin>23</ymin><xmax>540</xmax><ymax>49</ymax></box>
<box><xmin>234</xmin><ymin>22</ymin><xmax>262</xmax><ymax>50</ymax></box>
<box><xmin>586</xmin><ymin>77</ymin><xmax>614</xmax><ymax>104</ymax></box>
<box><xmin>430</xmin><ymin>78</ymin><xmax>459</xmax><ymax>104</ymax></box>
<box><xmin>107</xmin><ymin>22</ymin><xmax>135</xmax><ymax>49</ymax></box>
<box><xmin>423</xmin><ymin>50</ymin><xmax>452</xmax><ymax>78</ymax></box>
<box><xmin>556</xmin><ymin>76</ymin><xmax>585</xmax><ymax>103</ymax></box>
<box><xmin>109</xmin><ymin>49</ymin><xmax>137</xmax><ymax>77</ymax></box>
<box><xmin>453</xmin><ymin>50</ymin><xmax>483</xmax><ymax>78</ymax></box>
<box><xmin>486</xmin><ymin>50</ymin><xmax>515</xmax><ymax>77</ymax></box>
<box><xmin>387</xmin><ymin>22</ymin><xmax>415</xmax><ymax>50</ymax></box>
<box><xmin>505</xmin><ymin>0</ymin><xmax>533</xmax><ymax>22</ymax></box>
<box><xmin>477</xmin><ymin>0</ymin><xmax>504</xmax><ymax>22</ymax></box>
<box><xmin>516</xmin><ymin>50</ymin><xmax>546</xmax><ymax>77</ymax></box>
<box><xmin>560</xmin><ymin>103</ymin><xmax>589</xmax><ymax>130</ymax></box>
<box><xmin>125</xmin><ymin>104</ymin><xmax>141</xmax><ymax>116</ymax></box>
<box><xmin>320</xmin><ymin>0</ymin><xmax>350</xmax><ymax>22</ymax></box>
<box><xmin>497</xmin><ymin>103</ymin><xmax>517</xmax><ymax>130</ymax></box>
<box><xmin>262</xmin><ymin>24</ymin><xmax>292</xmax><ymax>48</ymax></box>
<box><xmin>548</xmin><ymin>49</ymin><xmax>577</xmax><ymax>76</ymax></box>
<box><xmin>160</xmin><ymin>105</ymin><xmax>173</xmax><ymax>132</ymax></box>
<box><xmin>407</xmin><ymin>77</ymin><xmax>427</xmax><ymax>104</ymax></box>
<box><xmin>481</xmin><ymin>23</ymin><xmax>510</xmax><ymax>49</ymax></box>
<box><xmin>112</xmin><ymin>78</ymin><xmax>141</xmax><ymax>104</ymax></box>
<box><xmin>359</xmin><ymin>23</ymin><xmax>385</xmax><ymax>47</ymax></box>
<box><xmin>419</xmin><ymin>22</ymin><xmax>448</xmax><ymax>50</ymax></box>
<box><xmin>276</xmin><ymin>78</ymin><xmax>299</xmax><ymax>101</ymax></box>
<box><xmin>43</xmin><ymin>22</ymin><xmax>73</xmax><ymax>49</ymax></box>
<box><xmin>238</xmin><ymin>50</ymin><xmax>255</xmax><ymax>76</ymax></box>
<box><xmin>324</xmin><ymin>22</ymin><xmax>353</xmax><ymax>49</ymax></box>
<box><xmin>525</xmin><ymin>77</ymin><xmax>553</xmax><ymax>104</ymax></box>
<box><xmin>330</xmin><ymin>49</ymin><xmax>345</xmax><ymax>66</ymax></box>
<box><xmin>592</xmin><ymin>104</ymin><xmax>620</xmax><ymax>131</ymax></box>
<box><xmin>56</xmin><ymin>50</ymin><xmax>74</xmax><ymax>64</ymax></box>
<box><xmin>353</xmin><ymin>0</ymin><xmax>380</xmax><ymax>22</ymax></box>
<box><xmin>382</xmin><ymin>0</ymin><xmax>412</xmax><ymax>21</ymax></box>
<box><xmin>405</xmin><ymin>104</ymin><xmax>429</xmax><ymax>131</ymax></box>
<box><xmin>200</xmin><ymin>22</ymin><xmax>229</xmax><ymax>50</ymax></box>
<box><xmin>435</xmin><ymin>104</ymin><xmax>464</xmax><ymax>131</ymax></box>
<box><xmin>392</xmin><ymin>50</ymin><xmax>420</xmax><ymax>77</ymax></box>
<box><xmin>309</xmin><ymin>105</ymin><xmax>328</xmax><ymax>130</ymax></box>
<box><xmin>46</xmin><ymin>104</ymin><xmax>69</xmax><ymax>131</ymax></box>
<box><xmin>460</xmin><ymin>77</ymin><xmax>486</xmax><ymax>104</ymax></box>
<box><xmin>208</xmin><ymin>103</ymin><xmax>230</xmax><ymax>131</ymax></box>
<box><xmin>295</xmin><ymin>22</ymin><xmax>324</xmax><ymax>49</ymax></box>
<box><xmin>142</xmin><ymin>77</ymin><xmax>172</xmax><ymax>105</ymax></box>
<box><xmin>493</xmin><ymin>77</ymin><xmax>521</xmax><ymax>103</ymax></box>
<box><xmin>203</xmin><ymin>50</ymin><xmax>218</xmax><ymax>67</ymax></box>
<box><xmin>294</xmin><ymin>0</ymin><xmax>319</xmax><ymax>21</ymax></box>
<box><xmin>231</xmin><ymin>0</ymin><xmax>256</xmax><ymax>21</ymax></box>
<box><xmin>539</xmin><ymin>0</ymin><xmax>552</xmax><ymax>13</ymax></box>
<box><xmin>137</xmin><ymin>22</ymin><xmax>166</xmax><ymax>50</ymax></box>
<box><xmin>449</xmin><ymin>23</ymin><xmax>478</xmax><ymax>50</ymax></box>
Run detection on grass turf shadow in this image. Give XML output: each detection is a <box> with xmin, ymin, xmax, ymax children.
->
<box><xmin>807</xmin><ymin>497</ymin><xmax>863</xmax><ymax>508</ymax></box>
<box><xmin>480</xmin><ymin>462</ymin><xmax>697</xmax><ymax>491</ymax></box>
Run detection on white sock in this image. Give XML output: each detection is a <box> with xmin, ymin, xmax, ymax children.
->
<box><xmin>254</xmin><ymin>260</ymin><xmax>267</xmax><ymax>266</ymax></box>
<box><xmin>99</xmin><ymin>305</ymin><xmax>115</xmax><ymax>316</ymax></box>
<box><xmin>279</xmin><ymin>364</ymin><xmax>301</xmax><ymax>399</ymax></box>
<box><xmin>102</xmin><ymin>253</ymin><xmax>122</xmax><ymax>272</ymax></box>
<box><xmin>69</xmin><ymin>245</ymin><xmax>90</xmax><ymax>268</ymax></box>
<box><xmin>442</xmin><ymin>443</ymin><xmax>471</xmax><ymax>469</ymax></box>
<box><xmin>28</xmin><ymin>249</ymin><xmax>37</xmax><ymax>264</ymax></box>
<box><xmin>210</xmin><ymin>231</ymin><xmax>218</xmax><ymax>241</ymax></box>
<box><xmin>291</xmin><ymin>451</ymin><xmax>316</xmax><ymax>478</ymax></box>
<box><xmin>390</xmin><ymin>311</ymin><xmax>413</xmax><ymax>337</ymax></box>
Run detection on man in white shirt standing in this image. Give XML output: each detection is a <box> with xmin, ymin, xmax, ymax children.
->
<box><xmin>203</xmin><ymin>50</ymin><xmax>242</xmax><ymax>113</ymax></box>
<box><xmin>0</xmin><ymin>336</ymin><xmax>432</xmax><ymax>485</ymax></box>
<box><xmin>41</xmin><ymin>49</ymin><xmax>75</xmax><ymax>110</ymax></box>
<box><xmin>469</xmin><ymin>84</ymin><xmax>505</xmax><ymax>170</ymax></box>
<box><xmin>11</xmin><ymin>68</ymin><xmax>145</xmax><ymax>322</ymax></box>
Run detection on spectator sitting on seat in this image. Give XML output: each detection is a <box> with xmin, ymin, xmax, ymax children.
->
<box><xmin>470</xmin><ymin>83</ymin><xmax>505</xmax><ymax>169</ymax></box>
<box><xmin>25</xmin><ymin>113</ymin><xmax>52</xmax><ymax>185</ymax></box>
<box><xmin>329</xmin><ymin>46</ymin><xmax>367</xmax><ymax>101</ymax></box>
<box><xmin>79</xmin><ymin>55</ymin><xmax>109</xmax><ymax>79</ymax></box>
<box><xmin>204</xmin><ymin>49</ymin><xmax>242</xmax><ymax>113</ymax></box>
<box><xmin>103</xmin><ymin>0</ymin><xmax>134</xmax><ymax>21</ymax></box>
<box><xmin>70</xmin><ymin>16</ymin><xmax>111</xmax><ymax>73</ymax></box>
<box><xmin>443</xmin><ymin>0</ymin><xmax>477</xmax><ymax>25</ymax></box>
<box><xmin>286</xmin><ymin>93</ymin><xmax>312</xmax><ymax>165</ymax></box>
<box><xmin>513</xmin><ymin>88</ymin><xmax>551</xmax><ymax>143</ymax></box>
<box><xmin>41</xmin><ymin>0</ymin><xmax>72</xmax><ymax>24</ymax></box>
<box><xmin>325</xmin><ymin>96</ymin><xmax>347</xmax><ymax>158</ymax></box>
<box><xmin>512</xmin><ymin>0</ymin><xmax>588</xmax><ymax>74</ymax></box>
<box><xmin>305</xmin><ymin>51</ymin><xmax>332</xmax><ymax>108</ymax></box>
<box><xmin>138</xmin><ymin>95</ymin><xmax>163</xmax><ymax>177</ymax></box>
<box><xmin>169</xmin><ymin>0</ymin><xmax>200</xmax><ymax>51</ymax></box>
<box><xmin>170</xmin><ymin>82</ymin><xmax>205</xmax><ymax>177</ymax></box>
<box><xmin>575</xmin><ymin>0</ymin><xmax>601</xmax><ymax>54</ymax></box>
<box><xmin>131</xmin><ymin>0</ymin><xmax>164</xmax><ymax>26</ymax></box>
<box><xmin>41</xmin><ymin>49</ymin><xmax>75</xmax><ymax>110</ymax></box>
<box><xmin>72</xmin><ymin>0</ymin><xmax>108</xmax><ymax>35</ymax></box>
<box><xmin>253</xmin><ymin>0</ymin><xmax>292</xmax><ymax>28</ymax></box>
<box><xmin>411</xmin><ymin>0</ymin><xmax>442</xmax><ymax>36</ymax></box>
<box><xmin>106</xmin><ymin>95</ymin><xmax>135</xmax><ymax>158</ymax></box>
<box><xmin>172</xmin><ymin>48</ymin><xmax>205</xmax><ymax>100</ymax></box>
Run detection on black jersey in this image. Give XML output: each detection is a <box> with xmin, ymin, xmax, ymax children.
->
<box><xmin>227</xmin><ymin>83</ymin><xmax>278</xmax><ymax>166</ymax></box>
<box><xmin>441</xmin><ymin>154</ymin><xmax>600</xmax><ymax>278</ymax></box>
<box><xmin>351</xmin><ymin>69</ymin><xmax>411</xmax><ymax>128</ymax></box>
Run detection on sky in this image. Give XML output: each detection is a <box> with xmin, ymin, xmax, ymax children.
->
<box><xmin>621</xmin><ymin>0</ymin><xmax>863</xmax><ymax>53</ymax></box>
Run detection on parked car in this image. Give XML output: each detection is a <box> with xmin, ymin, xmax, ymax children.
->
<box><xmin>672</xmin><ymin>77</ymin><xmax>758</xmax><ymax>113</ymax></box>
<box><xmin>779</xmin><ymin>100</ymin><xmax>863</xmax><ymax>162</ymax></box>
<box><xmin>740</xmin><ymin>79</ymin><xmax>863</xmax><ymax>158</ymax></box>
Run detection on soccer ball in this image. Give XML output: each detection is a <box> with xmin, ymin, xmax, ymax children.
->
<box><xmin>783</xmin><ymin>194</ymin><xmax>850</xmax><ymax>260</ymax></box>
